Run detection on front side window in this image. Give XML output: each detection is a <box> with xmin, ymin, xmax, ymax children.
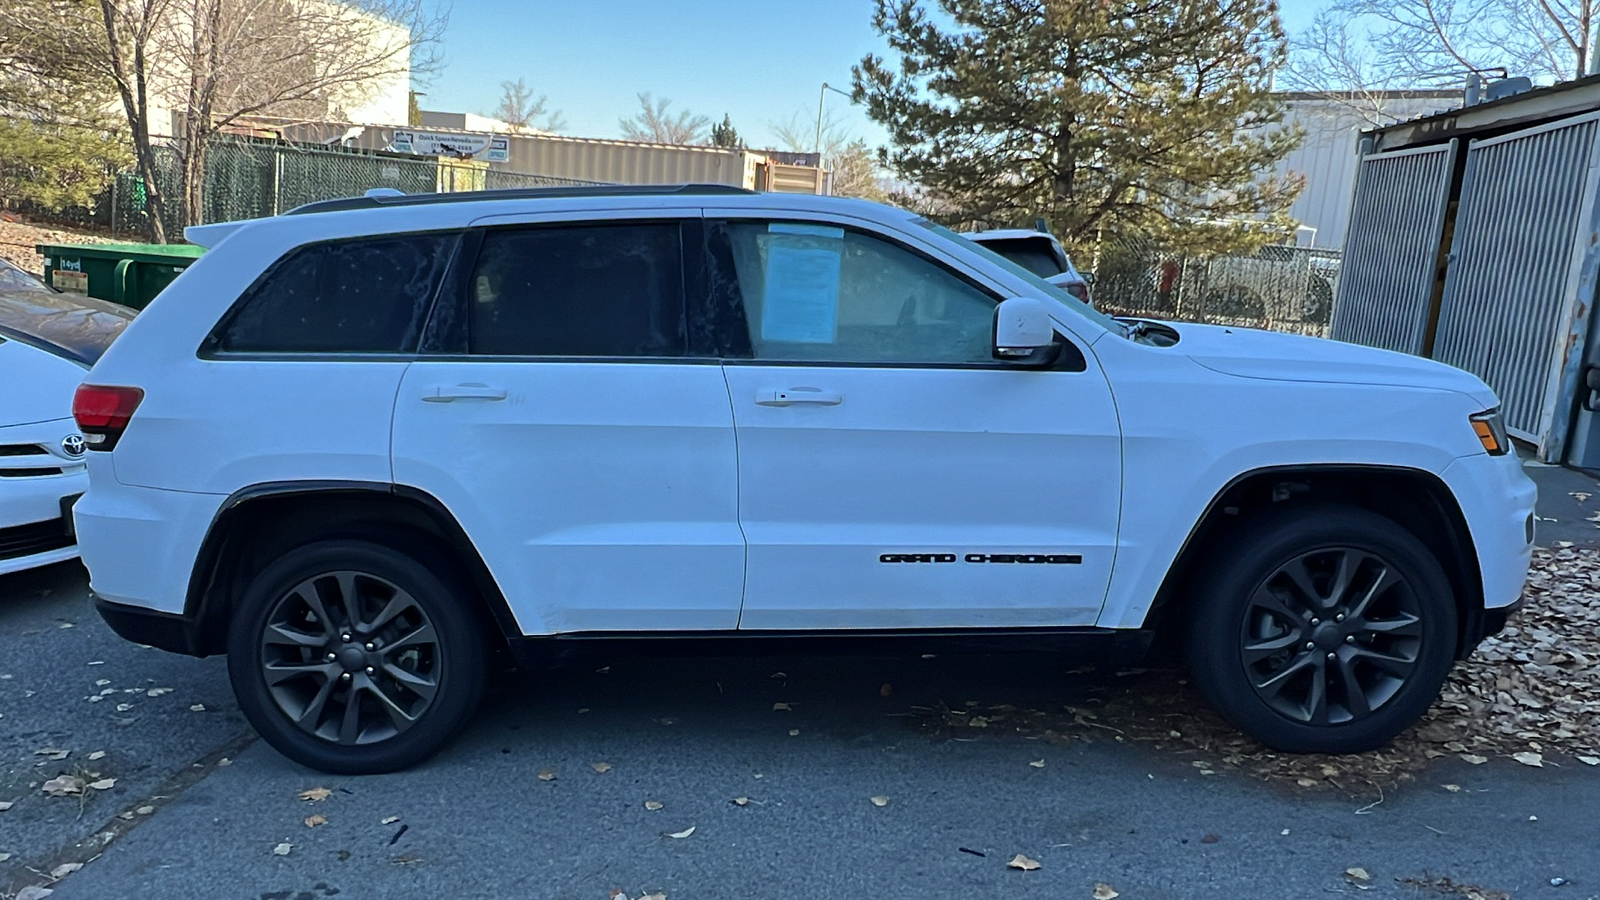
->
<box><xmin>721</xmin><ymin>221</ymin><xmax>998</xmax><ymax>364</ymax></box>
<box><xmin>468</xmin><ymin>223</ymin><xmax>686</xmax><ymax>357</ymax></box>
<box><xmin>214</xmin><ymin>233</ymin><xmax>455</xmax><ymax>354</ymax></box>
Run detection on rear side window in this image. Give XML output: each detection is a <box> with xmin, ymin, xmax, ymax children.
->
<box><xmin>978</xmin><ymin>238</ymin><xmax>1065</xmax><ymax>278</ymax></box>
<box><xmin>468</xmin><ymin>223</ymin><xmax>686</xmax><ymax>357</ymax></box>
<box><xmin>212</xmin><ymin>233</ymin><xmax>456</xmax><ymax>354</ymax></box>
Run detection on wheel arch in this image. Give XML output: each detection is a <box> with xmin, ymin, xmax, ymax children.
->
<box><xmin>1144</xmin><ymin>464</ymin><xmax>1486</xmax><ymax>661</ymax></box>
<box><xmin>184</xmin><ymin>481</ymin><xmax>520</xmax><ymax>657</ymax></box>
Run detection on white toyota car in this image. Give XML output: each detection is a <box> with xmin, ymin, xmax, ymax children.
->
<box><xmin>0</xmin><ymin>259</ymin><xmax>131</xmax><ymax>575</ymax></box>
<box><xmin>72</xmin><ymin>186</ymin><xmax>1535</xmax><ymax>773</ymax></box>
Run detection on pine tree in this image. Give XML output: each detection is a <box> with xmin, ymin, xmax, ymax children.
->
<box><xmin>854</xmin><ymin>0</ymin><xmax>1302</xmax><ymax>255</ymax></box>
<box><xmin>710</xmin><ymin>114</ymin><xmax>742</xmax><ymax>148</ymax></box>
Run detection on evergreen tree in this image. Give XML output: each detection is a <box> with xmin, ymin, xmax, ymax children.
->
<box><xmin>710</xmin><ymin>114</ymin><xmax>742</xmax><ymax>148</ymax></box>
<box><xmin>853</xmin><ymin>0</ymin><xmax>1302</xmax><ymax>255</ymax></box>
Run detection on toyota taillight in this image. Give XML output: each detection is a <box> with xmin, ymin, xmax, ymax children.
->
<box><xmin>72</xmin><ymin>385</ymin><xmax>144</xmax><ymax>451</ymax></box>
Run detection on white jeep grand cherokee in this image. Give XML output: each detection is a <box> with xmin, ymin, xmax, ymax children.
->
<box><xmin>73</xmin><ymin>186</ymin><xmax>1535</xmax><ymax>774</ymax></box>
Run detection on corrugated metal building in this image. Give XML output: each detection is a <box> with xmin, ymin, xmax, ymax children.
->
<box><xmin>276</xmin><ymin>121</ymin><xmax>824</xmax><ymax>194</ymax></box>
<box><xmin>1271</xmin><ymin>92</ymin><xmax>1457</xmax><ymax>249</ymax></box>
<box><xmin>1329</xmin><ymin>75</ymin><xmax>1600</xmax><ymax>465</ymax></box>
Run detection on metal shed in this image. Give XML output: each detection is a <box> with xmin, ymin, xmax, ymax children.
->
<box><xmin>1331</xmin><ymin>75</ymin><xmax>1600</xmax><ymax>465</ymax></box>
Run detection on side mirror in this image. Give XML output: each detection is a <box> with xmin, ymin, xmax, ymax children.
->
<box><xmin>993</xmin><ymin>296</ymin><xmax>1057</xmax><ymax>360</ymax></box>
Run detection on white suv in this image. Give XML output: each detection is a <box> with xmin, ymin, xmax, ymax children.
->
<box><xmin>73</xmin><ymin>185</ymin><xmax>1535</xmax><ymax>774</ymax></box>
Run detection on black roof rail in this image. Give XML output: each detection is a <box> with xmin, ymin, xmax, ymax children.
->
<box><xmin>282</xmin><ymin>183</ymin><xmax>757</xmax><ymax>216</ymax></box>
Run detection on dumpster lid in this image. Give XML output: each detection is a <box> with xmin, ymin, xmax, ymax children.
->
<box><xmin>36</xmin><ymin>241</ymin><xmax>207</xmax><ymax>263</ymax></box>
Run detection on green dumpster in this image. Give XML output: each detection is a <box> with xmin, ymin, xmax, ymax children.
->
<box><xmin>36</xmin><ymin>242</ymin><xmax>205</xmax><ymax>310</ymax></box>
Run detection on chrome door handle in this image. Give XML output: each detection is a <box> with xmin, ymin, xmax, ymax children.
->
<box><xmin>755</xmin><ymin>388</ymin><xmax>842</xmax><ymax>407</ymax></box>
<box><xmin>423</xmin><ymin>384</ymin><xmax>507</xmax><ymax>402</ymax></box>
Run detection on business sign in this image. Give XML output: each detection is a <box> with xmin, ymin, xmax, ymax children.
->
<box><xmin>390</xmin><ymin>130</ymin><xmax>509</xmax><ymax>163</ymax></box>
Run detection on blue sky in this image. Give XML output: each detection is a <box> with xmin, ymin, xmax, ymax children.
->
<box><xmin>421</xmin><ymin>0</ymin><xmax>1333</xmax><ymax>151</ymax></box>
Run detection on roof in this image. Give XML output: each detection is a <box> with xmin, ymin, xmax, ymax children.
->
<box><xmin>282</xmin><ymin>183</ymin><xmax>756</xmax><ymax>217</ymax></box>
<box><xmin>1371</xmin><ymin>73</ymin><xmax>1600</xmax><ymax>151</ymax></box>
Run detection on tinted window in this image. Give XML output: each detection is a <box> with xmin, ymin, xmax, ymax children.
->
<box><xmin>215</xmin><ymin>233</ymin><xmax>455</xmax><ymax>354</ymax></box>
<box><xmin>976</xmin><ymin>237</ymin><xmax>1065</xmax><ymax>278</ymax></box>
<box><xmin>723</xmin><ymin>221</ymin><xmax>997</xmax><ymax>364</ymax></box>
<box><xmin>0</xmin><ymin>290</ymin><xmax>134</xmax><ymax>366</ymax></box>
<box><xmin>469</xmin><ymin>223</ymin><xmax>685</xmax><ymax>357</ymax></box>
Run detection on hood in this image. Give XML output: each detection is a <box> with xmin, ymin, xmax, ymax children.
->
<box><xmin>0</xmin><ymin>336</ymin><xmax>85</xmax><ymax>428</ymax></box>
<box><xmin>1172</xmin><ymin>322</ymin><xmax>1499</xmax><ymax>409</ymax></box>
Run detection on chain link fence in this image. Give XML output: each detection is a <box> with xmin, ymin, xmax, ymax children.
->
<box><xmin>41</xmin><ymin>135</ymin><xmax>608</xmax><ymax>238</ymax></box>
<box><xmin>1088</xmin><ymin>237</ymin><xmax>1340</xmax><ymax>337</ymax></box>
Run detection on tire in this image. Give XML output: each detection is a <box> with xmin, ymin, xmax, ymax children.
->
<box><xmin>226</xmin><ymin>538</ymin><xmax>488</xmax><ymax>774</ymax></box>
<box><xmin>1184</xmin><ymin>505</ymin><xmax>1457</xmax><ymax>753</ymax></box>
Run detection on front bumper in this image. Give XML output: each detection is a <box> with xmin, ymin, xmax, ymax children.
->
<box><xmin>94</xmin><ymin>594</ymin><xmax>200</xmax><ymax>655</ymax></box>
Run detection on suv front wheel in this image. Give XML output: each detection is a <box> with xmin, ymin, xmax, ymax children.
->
<box><xmin>227</xmin><ymin>538</ymin><xmax>488</xmax><ymax>774</ymax></box>
<box><xmin>1185</xmin><ymin>505</ymin><xmax>1457</xmax><ymax>753</ymax></box>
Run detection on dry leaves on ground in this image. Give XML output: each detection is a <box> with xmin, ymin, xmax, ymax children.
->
<box><xmin>644</xmin><ymin>801</ymin><xmax>664</xmax><ymax>811</ymax></box>
<box><xmin>1093</xmin><ymin>885</ymin><xmax>1120</xmax><ymax>900</ymax></box>
<box><xmin>591</xmin><ymin>762</ymin><xmax>613</xmax><ymax>774</ymax></box>
<box><xmin>41</xmin><ymin>775</ymin><xmax>82</xmax><ymax>797</ymax></box>
<box><xmin>1007</xmin><ymin>854</ymin><xmax>1040</xmax><ymax>871</ymax></box>
<box><xmin>298</xmin><ymin>787</ymin><xmax>333</xmax><ymax>802</ymax></box>
<box><xmin>0</xmin><ymin>219</ymin><xmax>117</xmax><ymax>276</ymax></box>
<box><xmin>537</xmin><ymin>769</ymin><xmax>556</xmax><ymax>782</ymax></box>
<box><xmin>869</xmin><ymin>795</ymin><xmax>890</xmax><ymax>807</ymax></box>
<box><xmin>272</xmin><ymin>843</ymin><xmax>292</xmax><ymax>856</ymax></box>
<box><xmin>913</xmin><ymin>548</ymin><xmax>1600</xmax><ymax>791</ymax></box>
<box><xmin>304</xmin><ymin>815</ymin><xmax>327</xmax><ymax>828</ymax></box>
<box><xmin>664</xmin><ymin>826</ymin><xmax>695</xmax><ymax>839</ymax></box>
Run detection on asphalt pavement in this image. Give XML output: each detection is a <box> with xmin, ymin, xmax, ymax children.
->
<box><xmin>0</xmin><ymin>454</ymin><xmax>1596</xmax><ymax>900</ymax></box>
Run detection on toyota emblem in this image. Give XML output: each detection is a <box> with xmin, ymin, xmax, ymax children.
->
<box><xmin>61</xmin><ymin>434</ymin><xmax>86</xmax><ymax>457</ymax></box>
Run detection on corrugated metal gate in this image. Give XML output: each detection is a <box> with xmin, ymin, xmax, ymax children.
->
<box><xmin>1330</xmin><ymin>142</ymin><xmax>1457</xmax><ymax>354</ymax></box>
<box><xmin>1431</xmin><ymin>113</ymin><xmax>1600</xmax><ymax>443</ymax></box>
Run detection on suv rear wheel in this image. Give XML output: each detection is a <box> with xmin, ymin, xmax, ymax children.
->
<box><xmin>1185</xmin><ymin>505</ymin><xmax>1457</xmax><ymax>753</ymax></box>
<box><xmin>226</xmin><ymin>538</ymin><xmax>488</xmax><ymax>773</ymax></box>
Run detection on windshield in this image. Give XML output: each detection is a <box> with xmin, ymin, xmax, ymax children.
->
<box><xmin>914</xmin><ymin>220</ymin><xmax>1125</xmax><ymax>335</ymax></box>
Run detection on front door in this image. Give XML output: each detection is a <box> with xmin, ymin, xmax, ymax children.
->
<box><xmin>392</xmin><ymin>215</ymin><xmax>745</xmax><ymax>635</ymax></box>
<box><xmin>710</xmin><ymin>216</ymin><xmax>1123</xmax><ymax>630</ymax></box>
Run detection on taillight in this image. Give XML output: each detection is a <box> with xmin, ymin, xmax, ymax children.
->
<box><xmin>73</xmin><ymin>385</ymin><xmax>144</xmax><ymax>451</ymax></box>
<box><xmin>1066</xmin><ymin>283</ymin><xmax>1089</xmax><ymax>303</ymax></box>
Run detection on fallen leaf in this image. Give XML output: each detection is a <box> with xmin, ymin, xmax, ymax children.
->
<box><xmin>730</xmin><ymin>797</ymin><xmax>749</xmax><ymax>807</ymax></box>
<box><xmin>788</xmin><ymin>729</ymin><xmax>800</xmax><ymax>736</ymax></box>
<box><xmin>664</xmin><ymin>826</ymin><xmax>695</xmax><ymax>839</ymax></box>
<box><xmin>880</xmin><ymin>683</ymin><xmax>893</xmax><ymax>697</ymax></box>
<box><xmin>273</xmin><ymin>842</ymin><xmax>292</xmax><ymax>856</ymax></box>
<box><xmin>34</xmin><ymin>748</ymin><xmax>69</xmax><ymax>761</ymax></box>
<box><xmin>116</xmin><ymin>703</ymin><xmax>132</xmax><ymax>712</ymax></box>
<box><xmin>591</xmin><ymin>762</ymin><xmax>613</xmax><ymax>774</ymax></box>
<box><xmin>0</xmin><ymin>801</ymin><xmax>11</xmax><ymax>811</ymax></box>
<box><xmin>88</xmin><ymin>751</ymin><xmax>105</xmax><ymax>761</ymax></box>
<box><xmin>94</xmin><ymin>679</ymin><xmax>110</xmax><ymax>687</ymax></box>
<box><xmin>189</xmin><ymin>704</ymin><xmax>205</xmax><ymax>712</ymax></box>
<box><xmin>1006</xmin><ymin>853</ymin><xmax>1040</xmax><ymax>871</ymax></box>
<box><xmin>595</xmin><ymin>666</ymin><xmax>611</xmax><ymax>674</ymax></box>
<box><xmin>537</xmin><ymin>769</ymin><xmax>556</xmax><ymax>782</ymax></box>
<box><xmin>1578</xmin><ymin>756</ymin><xmax>1600</xmax><ymax>766</ymax></box>
<box><xmin>772</xmin><ymin>702</ymin><xmax>792</xmax><ymax>711</ymax></box>
<box><xmin>1461</xmin><ymin>754</ymin><xmax>1488</xmax><ymax>765</ymax></box>
<box><xmin>41</xmin><ymin>775</ymin><xmax>82</xmax><ymax>796</ymax></box>
<box><xmin>0</xmin><ymin>852</ymin><xmax>9</xmax><ymax>862</ymax></box>
<box><xmin>304</xmin><ymin>814</ymin><xmax>327</xmax><ymax>827</ymax></box>
<box><xmin>391</xmin><ymin>852</ymin><xmax>420</xmax><ymax>865</ymax></box>
<box><xmin>381</xmin><ymin>815</ymin><xmax>401</xmax><ymax>824</ymax></box>
<box><xmin>1442</xmin><ymin>784</ymin><xmax>1462</xmax><ymax>792</ymax></box>
<box><xmin>1200</xmin><ymin>833</ymin><xmax>1220</xmax><ymax>844</ymax></box>
<box><xmin>1512</xmin><ymin>752</ymin><xmax>1544</xmax><ymax>767</ymax></box>
<box><xmin>1094</xmin><ymin>884</ymin><xmax>1120</xmax><ymax>900</ymax></box>
<box><xmin>1029</xmin><ymin>759</ymin><xmax>1046</xmax><ymax>768</ymax></box>
<box><xmin>644</xmin><ymin>801</ymin><xmax>663</xmax><ymax>811</ymax></box>
<box><xmin>298</xmin><ymin>787</ymin><xmax>333</xmax><ymax>802</ymax></box>
<box><xmin>16</xmin><ymin>887</ymin><xmax>53</xmax><ymax>900</ymax></box>
<box><xmin>770</xmin><ymin>671</ymin><xmax>786</xmax><ymax>679</ymax></box>
<box><xmin>49</xmin><ymin>862</ymin><xmax>81</xmax><ymax>879</ymax></box>
<box><xmin>1571</xmin><ymin>492</ymin><xmax>1591</xmax><ymax>502</ymax></box>
<box><xmin>88</xmin><ymin>778</ymin><xmax>116</xmax><ymax>791</ymax></box>
<box><xmin>135</xmin><ymin>806</ymin><xmax>154</xmax><ymax>815</ymax></box>
<box><xmin>639</xmin><ymin>893</ymin><xmax>666</xmax><ymax>900</ymax></box>
<box><xmin>216</xmin><ymin>758</ymin><xmax>231</xmax><ymax>767</ymax></box>
<box><xmin>1346</xmin><ymin>867</ymin><xmax>1371</xmax><ymax>882</ymax></box>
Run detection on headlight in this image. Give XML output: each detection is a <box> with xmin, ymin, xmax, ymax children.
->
<box><xmin>1470</xmin><ymin>409</ymin><xmax>1510</xmax><ymax>455</ymax></box>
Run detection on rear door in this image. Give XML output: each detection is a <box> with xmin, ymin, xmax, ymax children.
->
<box><xmin>391</xmin><ymin>211</ymin><xmax>745</xmax><ymax>635</ymax></box>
